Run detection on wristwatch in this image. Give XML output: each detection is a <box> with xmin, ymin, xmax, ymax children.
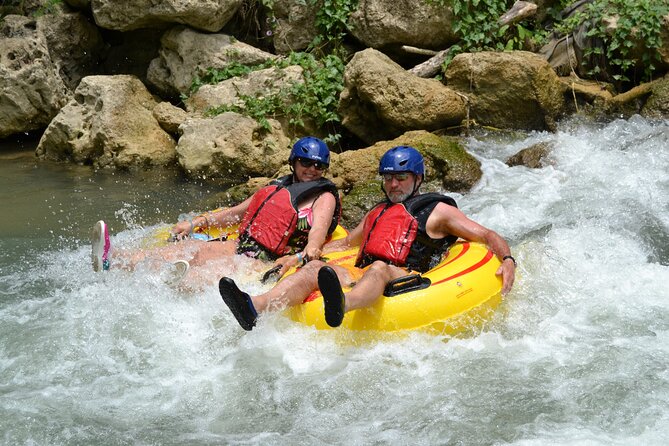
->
<box><xmin>502</xmin><ymin>255</ymin><xmax>517</xmax><ymax>267</ymax></box>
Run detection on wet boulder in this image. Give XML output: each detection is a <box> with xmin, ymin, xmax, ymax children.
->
<box><xmin>147</xmin><ymin>26</ymin><xmax>277</xmax><ymax>98</ymax></box>
<box><xmin>506</xmin><ymin>141</ymin><xmax>553</xmax><ymax>169</ymax></box>
<box><xmin>36</xmin><ymin>75</ymin><xmax>177</xmax><ymax>168</ymax></box>
<box><xmin>0</xmin><ymin>15</ymin><xmax>70</xmax><ymax>139</ymax></box>
<box><xmin>176</xmin><ymin>112</ymin><xmax>290</xmax><ymax>184</ymax></box>
<box><xmin>90</xmin><ymin>0</ymin><xmax>242</xmax><ymax>32</ymax></box>
<box><xmin>445</xmin><ymin>51</ymin><xmax>567</xmax><ymax>131</ymax></box>
<box><xmin>339</xmin><ymin>49</ymin><xmax>467</xmax><ymax>144</ymax></box>
<box><xmin>349</xmin><ymin>0</ymin><xmax>457</xmax><ymax>50</ymax></box>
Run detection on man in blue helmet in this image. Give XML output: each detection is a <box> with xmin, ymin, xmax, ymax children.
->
<box><xmin>92</xmin><ymin>137</ymin><xmax>340</xmax><ymax>286</ymax></box>
<box><xmin>218</xmin><ymin>146</ymin><xmax>516</xmax><ymax>331</ymax></box>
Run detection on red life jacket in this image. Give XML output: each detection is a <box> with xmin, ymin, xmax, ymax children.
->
<box><xmin>238</xmin><ymin>175</ymin><xmax>340</xmax><ymax>256</ymax></box>
<box><xmin>356</xmin><ymin>193</ymin><xmax>458</xmax><ymax>272</ymax></box>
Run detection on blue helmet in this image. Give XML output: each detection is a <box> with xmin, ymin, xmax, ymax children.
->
<box><xmin>289</xmin><ymin>136</ymin><xmax>330</xmax><ymax>165</ymax></box>
<box><xmin>378</xmin><ymin>146</ymin><xmax>425</xmax><ymax>176</ymax></box>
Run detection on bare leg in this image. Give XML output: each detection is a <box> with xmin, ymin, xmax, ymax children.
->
<box><xmin>252</xmin><ymin>260</ymin><xmax>323</xmax><ymax>311</ymax></box>
<box><xmin>114</xmin><ymin>239</ymin><xmax>204</xmax><ymax>270</ymax></box>
<box><xmin>189</xmin><ymin>240</ymin><xmax>238</xmax><ymax>267</ymax></box>
<box><xmin>344</xmin><ymin>261</ymin><xmax>407</xmax><ymax>311</ymax></box>
<box><xmin>318</xmin><ymin>261</ymin><xmax>408</xmax><ymax>327</ymax></box>
<box><xmin>220</xmin><ymin>260</ymin><xmax>354</xmax><ymax>330</ymax></box>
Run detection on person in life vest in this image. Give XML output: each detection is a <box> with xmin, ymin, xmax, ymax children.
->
<box><xmin>219</xmin><ymin>146</ymin><xmax>516</xmax><ymax>331</ymax></box>
<box><xmin>92</xmin><ymin>136</ymin><xmax>340</xmax><ymax>284</ymax></box>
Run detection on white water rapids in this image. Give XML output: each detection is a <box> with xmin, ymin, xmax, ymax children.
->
<box><xmin>1</xmin><ymin>116</ymin><xmax>668</xmax><ymax>445</ymax></box>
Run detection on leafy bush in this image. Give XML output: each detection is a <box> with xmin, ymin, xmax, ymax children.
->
<box><xmin>33</xmin><ymin>0</ymin><xmax>63</xmax><ymax>17</ymax></box>
<box><xmin>187</xmin><ymin>0</ymin><xmax>357</xmax><ymax>143</ymax></box>
<box><xmin>427</xmin><ymin>0</ymin><xmax>667</xmax><ymax>84</ymax></box>
<box><xmin>310</xmin><ymin>0</ymin><xmax>358</xmax><ymax>56</ymax></box>
<box><xmin>197</xmin><ymin>52</ymin><xmax>345</xmax><ymax>143</ymax></box>
<box><xmin>426</xmin><ymin>0</ymin><xmax>540</xmax><ymax>68</ymax></box>
<box><xmin>566</xmin><ymin>0</ymin><xmax>668</xmax><ymax>83</ymax></box>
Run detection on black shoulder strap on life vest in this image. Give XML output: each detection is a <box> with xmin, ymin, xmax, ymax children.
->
<box><xmin>403</xmin><ymin>193</ymin><xmax>459</xmax><ymax>271</ymax></box>
<box><xmin>404</xmin><ymin>192</ymin><xmax>458</xmax><ymax>214</ymax></box>
<box><xmin>270</xmin><ymin>175</ymin><xmax>294</xmax><ymax>187</ymax></box>
<box><xmin>407</xmin><ymin>192</ymin><xmax>458</xmax><ymax>247</ymax></box>
<box><xmin>285</xmin><ymin>178</ymin><xmax>341</xmax><ymax>235</ymax></box>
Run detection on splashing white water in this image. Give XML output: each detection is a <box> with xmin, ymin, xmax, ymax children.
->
<box><xmin>1</xmin><ymin>117</ymin><xmax>668</xmax><ymax>445</ymax></box>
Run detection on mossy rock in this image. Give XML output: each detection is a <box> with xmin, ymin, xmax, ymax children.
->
<box><xmin>642</xmin><ymin>75</ymin><xmax>669</xmax><ymax>118</ymax></box>
<box><xmin>329</xmin><ymin>130</ymin><xmax>482</xmax><ymax>194</ymax></box>
<box><xmin>415</xmin><ymin>134</ymin><xmax>482</xmax><ymax>193</ymax></box>
<box><xmin>340</xmin><ymin>181</ymin><xmax>385</xmax><ymax>229</ymax></box>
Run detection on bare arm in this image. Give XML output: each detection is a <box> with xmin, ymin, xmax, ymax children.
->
<box><xmin>428</xmin><ymin>203</ymin><xmax>516</xmax><ymax>295</ymax></box>
<box><xmin>302</xmin><ymin>192</ymin><xmax>337</xmax><ymax>260</ymax></box>
<box><xmin>322</xmin><ymin>212</ymin><xmax>367</xmax><ymax>254</ymax></box>
<box><xmin>170</xmin><ymin>196</ymin><xmax>254</xmax><ymax>238</ymax></box>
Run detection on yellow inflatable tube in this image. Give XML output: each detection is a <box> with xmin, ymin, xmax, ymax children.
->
<box><xmin>283</xmin><ymin>241</ymin><xmax>503</xmax><ymax>335</ymax></box>
<box><xmin>149</xmin><ymin>218</ymin><xmax>502</xmax><ymax>335</ymax></box>
<box><xmin>150</xmin><ymin>223</ymin><xmax>347</xmax><ymax>245</ymax></box>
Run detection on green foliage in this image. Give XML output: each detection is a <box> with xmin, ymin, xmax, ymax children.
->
<box><xmin>309</xmin><ymin>0</ymin><xmax>358</xmax><ymax>56</ymax></box>
<box><xmin>1</xmin><ymin>0</ymin><xmax>63</xmax><ymax>18</ymax></box>
<box><xmin>189</xmin><ymin>59</ymin><xmax>274</xmax><ymax>93</ymax></box>
<box><xmin>199</xmin><ymin>52</ymin><xmax>345</xmax><ymax>143</ymax></box>
<box><xmin>188</xmin><ymin>0</ymin><xmax>356</xmax><ymax>143</ymax></box>
<box><xmin>451</xmin><ymin>0</ymin><xmax>511</xmax><ymax>51</ymax></box>
<box><xmin>33</xmin><ymin>0</ymin><xmax>63</xmax><ymax>17</ymax></box>
<box><xmin>426</xmin><ymin>0</ymin><xmax>666</xmax><ymax>84</ymax></box>
<box><xmin>583</xmin><ymin>0</ymin><xmax>667</xmax><ymax>82</ymax></box>
<box><xmin>1</xmin><ymin>0</ymin><xmax>26</xmax><ymax>18</ymax></box>
<box><xmin>426</xmin><ymin>0</ymin><xmax>540</xmax><ymax>68</ymax></box>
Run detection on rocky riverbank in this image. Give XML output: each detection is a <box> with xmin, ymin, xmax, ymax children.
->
<box><xmin>1</xmin><ymin>0</ymin><xmax>668</xmax><ymax>218</ymax></box>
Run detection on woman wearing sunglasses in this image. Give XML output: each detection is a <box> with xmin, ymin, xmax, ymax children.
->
<box><xmin>92</xmin><ymin>136</ymin><xmax>340</xmax><ymax>283</ymax></box>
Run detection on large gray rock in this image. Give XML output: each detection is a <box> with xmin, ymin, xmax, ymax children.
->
<box><xmin>147</xmin><ymin>26</ymin><xmax>277</xmax><ymax>98</ymax></box>
<box><xmin>349</xmin><ymin>0</ymin><xmax>457</xmax><ymax>50</ymax></box>
<box><xmin>186</xmin><ymin>65</ymin><xmax>303</xmax><ymax>112</ymax></box>
<box><xmin>339</xmin><ymin>49</ymin><xmax>467</xmax><ymax>144</ymax></box>
<box><xmin>90</xmin><ymin>0</ymin><xmax>243</xmax><ymax>32</ymax></box>
<box><xmin>38</xmin><ymin>10</ymin><xmax>105</xmax><ymax>89</ymax></box>
<box><xmin>186</xmin><ymin>65</ymin><xmax>321</xmax><ymax>138</ymax></box>
<box><xmin>271</xmin><ymin>0</ymin><xmax>320</xmax><ymax>54</ymax></box>
<box><xmin>0</xmin><ymin>15</ymin><xmax>70</xmax><ymax>139</ymax></box>
<box><xmin>446</xmin><ymin>51</ymin><xmax>567</xmax><ymax>131</ymax></box>
<box><xmin>177</xmin><ymin>113</ymin><xmax>290</xmax><ymax>183</ymax></box>
<box><xmin>36</xmin><ymin>75</ymin><xmax>176</xmax><ymax>168</ymax></box>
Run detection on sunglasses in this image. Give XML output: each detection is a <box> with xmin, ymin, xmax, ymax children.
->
<box><xmin>382</xmin><ymin>173</ymin><xmax>412</xmax><ymax>182</ymax></box>
<box><xmin>297</xmin><ymin>158</ymin><xmax>327</xmax><ymax>171</ymax></box>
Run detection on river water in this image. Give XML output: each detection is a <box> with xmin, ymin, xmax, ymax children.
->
<box><xmin>1</xmin><ymin>116</ymin><xmax>668</xmax><ymax>445</ymax></box>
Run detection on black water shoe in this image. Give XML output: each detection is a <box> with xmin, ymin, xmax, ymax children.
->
<box><xmin>219</xmin><ymin>277</ymin><xmax>257</xmax><ymax>331</ymax></box>
<box><xmin>318</xmin><ymin>266</ymin><xmax>345</xmax><ymax>327</ymax></box>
